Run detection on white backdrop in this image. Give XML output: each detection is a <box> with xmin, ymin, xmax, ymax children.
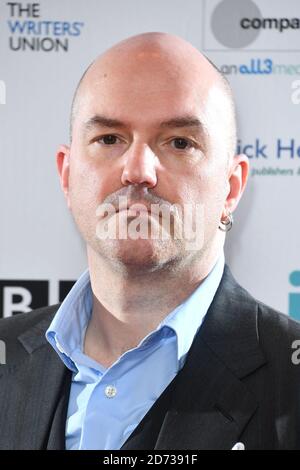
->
<box><xmin>0</xmin><ymin>0</ymin><xmax>299</xmax><ymax>318</ymax></box>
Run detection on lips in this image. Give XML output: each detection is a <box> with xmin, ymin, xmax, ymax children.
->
<box><xmin>116</xmin><ymin>202</ymin><xmax>151</xmax><ymax>213</ymax></box>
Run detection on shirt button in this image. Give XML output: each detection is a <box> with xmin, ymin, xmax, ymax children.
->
<box><xmin>105</xmin><ymin>385</ymin><xmax>117</xmax><ymax>398</ymax></box>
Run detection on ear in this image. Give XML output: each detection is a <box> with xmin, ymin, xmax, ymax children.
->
<box><xmin>224</xmin><ymin>154</ymin><xmax>249</xmax><ymax>214</ymax></box>
<box><xmin>56</xmin><ymin>144</ymin><xmax>71</xmax><ymax>209</ymax></box>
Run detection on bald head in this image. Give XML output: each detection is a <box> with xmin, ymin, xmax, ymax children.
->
<box><xmin>69</xmin><ymin>32</ymin><xmax>237</xmax><ymax>160</ymax></box>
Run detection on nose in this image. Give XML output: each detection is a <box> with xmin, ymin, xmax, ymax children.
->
<box><xmin>121</xmin><ymin>142</ymin><xmax>158</xmax><ymax>188</ymax></box>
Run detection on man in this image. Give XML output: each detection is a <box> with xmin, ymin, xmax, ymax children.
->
<box><xmin>1</xmin><ymin>32</ymin><xmax>300</xmax><ymax>450</ymax></box>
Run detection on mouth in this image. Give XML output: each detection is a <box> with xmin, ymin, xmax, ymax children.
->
<box><xmin>116</xmin><ymin>202</ymin><xmax>151</xmax><ymax>214</ymax></box>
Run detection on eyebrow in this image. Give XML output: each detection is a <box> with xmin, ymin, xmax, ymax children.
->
<box><xmin>159</xmin><ymin>116</ymin><xmax>205</xmax><ymax>131</ymax></box>
<box><xmin>83</xmin><ymin>114</ymin><xmax>206</xmax><ymax>133</ymax></box>
<box><xmin>83</xmin><ymin>115</ymin><xmax>127</xmax><ymax>130</ymax></box>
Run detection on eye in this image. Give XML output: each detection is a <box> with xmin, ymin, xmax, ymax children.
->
<box><xmin>171</xmin><ymin>138</ymin><xmax>194</xmax><ymax>150</ymax></box>
<box><xmin>97</xmin><ymin>134</ymin><xmax>120</xmax><ymax>145</ymax></box>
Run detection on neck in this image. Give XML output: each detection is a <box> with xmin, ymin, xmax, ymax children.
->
<box><xmin>83</xmin><ymin>243</ymin><xmax>223</xmax><ymax>367</ymax></box>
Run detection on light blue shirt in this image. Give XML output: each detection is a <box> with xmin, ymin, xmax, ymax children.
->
<box><xmin>46</xmin><ymin>252</ymin><xmax>225</xmax><ymax>450</ymax></box>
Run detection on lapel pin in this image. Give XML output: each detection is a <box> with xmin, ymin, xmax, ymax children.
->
<box><xmin>231</xmin><ymin>442</ymin><xmax>245</xmax><ymax>450</ymax></box>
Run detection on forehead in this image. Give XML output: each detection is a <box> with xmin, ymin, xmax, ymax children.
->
<box><xmin>75</xmin><ymin>59</ymin><xmax>215</xmax><ymax>129</ymax></box>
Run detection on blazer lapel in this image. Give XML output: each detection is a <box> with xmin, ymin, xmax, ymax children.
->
<box><xmin>155</xmin><ymin>339</ymin><xmax>259</xmax><ymax>450</ymax></box>
<box><xmin>46</xmin><ymin>365</ymin><xmax>72</xmax><ymax>450</ymax></box>
<box><xmin>0</xmin><ymin>314</ymin><xmax>71</xmax><ymax>450</ymax></box>
<box><xmin>123</xmin><ymin>265</ymin><xmax>267</xmax><ymax>450</ymax></box>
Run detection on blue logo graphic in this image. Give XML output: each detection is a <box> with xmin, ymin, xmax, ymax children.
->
<box><xmin>289</xmin><ymin>271</ymin><xmax>300</xmax><ymax>320</ymax></box>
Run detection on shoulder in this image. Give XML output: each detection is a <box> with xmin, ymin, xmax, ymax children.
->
<box><xmin>256</xmin><ymin>299</ymin><xmax>300</xmax><ymax>357</ymax></box>
<box><xmin>0</xmin><ymin>304</ymin><xmax>60</xmax><ymax>341</ymax></box>
<box><xmin>0</xmin><ymin>305</ymin><xmax>61</xmax><ymax>365</ymax></box>
<box><xmin>223</xmin><ymin>264</ymin><xmax>300</xmax><ymax>339</ymax></box>
<box><xmin>213</xmin><ymin>265</ymin><xmax>300</xmax><ymax>363</ymax></box>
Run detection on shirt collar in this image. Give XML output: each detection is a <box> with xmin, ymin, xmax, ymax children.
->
<box><xmin>46</xmin><ymin>270</ymin><xmax>92</xmax><ymax>372</ymax></box>
<box><xmin>46</xmin><ymin>252</ymin><xmax>224</xmax><ymax>372</ymax></box>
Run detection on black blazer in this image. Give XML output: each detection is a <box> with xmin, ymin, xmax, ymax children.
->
<box><xmin>1</xmin><ymin>265</ymin><xmax>300</xmax><ymax>450</ymax></box>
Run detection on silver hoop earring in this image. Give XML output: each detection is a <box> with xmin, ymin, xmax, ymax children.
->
<box><xmin>219</xmin><ymin>211</ymin><xmax>233</xmax><ymax>232</ymax></box>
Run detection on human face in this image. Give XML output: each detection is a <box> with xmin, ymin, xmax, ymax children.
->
<box><xmin>58</xmin><ymin>55</ymin><xmax>232</xmax><ymax>272</ymax></box>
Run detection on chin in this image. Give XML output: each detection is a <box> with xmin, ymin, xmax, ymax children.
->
<box><xmin>98</xmin><ymin>237</ymin><xmax>177</xmax><ymax>272</ymax></box>
<box><xmin>117</xmin><ymin>238</ymin><xmax>162</xmax><ymax>263</ymax></box>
